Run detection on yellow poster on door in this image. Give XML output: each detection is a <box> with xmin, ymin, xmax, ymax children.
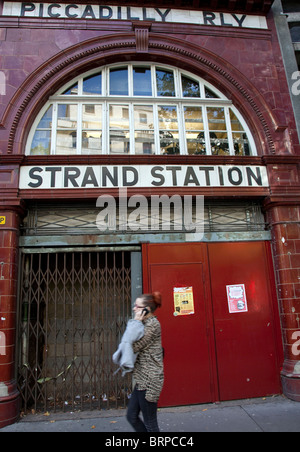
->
<box><xmin>173</xmin><ymin>286</ymin><xmax>195</xmax><ymax>316</ymax></box>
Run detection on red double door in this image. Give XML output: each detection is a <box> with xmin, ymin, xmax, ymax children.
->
<box><xmin>142</xmin><ymin>242</ymin><xmax>283</xmax><ymax>406</ymax></box>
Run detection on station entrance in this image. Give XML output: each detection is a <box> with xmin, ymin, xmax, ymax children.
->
<box><xmin>17</xmin><ymin>249</ymin><xmax>134</xmax><ymax>412</ymax></box>
<box><xmin>16</xmin><ymin>202</ymin><xmax>283</xmax><ymax>412</ymax></box>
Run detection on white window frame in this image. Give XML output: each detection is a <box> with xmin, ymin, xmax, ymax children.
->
<box><xmin>26</xmin><ymin>63</ymin><xmax>257</xmax><ymax>157</ymax></box>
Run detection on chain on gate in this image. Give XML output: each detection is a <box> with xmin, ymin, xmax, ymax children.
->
<box><xmin>17</xmin><ymin>251</ymin><xmax>132</xmax><ymax>412</ymax></box>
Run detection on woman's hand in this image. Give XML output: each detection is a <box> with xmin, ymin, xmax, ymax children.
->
<box><xmin>134</xmin><ymin>310</ymin><xmax>147</xmax><ymax>321</ymax></box>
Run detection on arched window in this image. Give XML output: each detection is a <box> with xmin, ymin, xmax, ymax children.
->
<box><xmin>27</xmin><ymin>64</ymin><xmax>257</xmax><ymax>156</ymax></box>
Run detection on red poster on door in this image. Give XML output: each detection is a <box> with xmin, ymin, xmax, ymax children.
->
<box><xmin>226</xmin><ymin>284</ymin><xmax>248</xmax><ymax>313</ymax></box>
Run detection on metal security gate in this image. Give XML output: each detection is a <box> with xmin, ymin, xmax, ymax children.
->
<box><xmin>17</xmin><ymin>249</ymin><xmax>133</xmax><ymax>412</ymax></box>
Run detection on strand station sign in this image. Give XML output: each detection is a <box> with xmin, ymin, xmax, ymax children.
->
<box><xmin>19</xmin><ymin>165</ymin><xmax>269</xmax><ymax>189</ymax></box>
<box><xmin>3</xmin><ymin>3</ymin><xmax>268</xmax><ymax>29</ymax></box>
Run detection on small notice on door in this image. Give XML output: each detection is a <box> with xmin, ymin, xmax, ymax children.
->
<box><xmin>226</xmin><ymin>284</ymin><xmax>248</xmax><ymax>313</ymax></box>
<box><xmin>173</xmin><ymin>287</ymin><xmax>195</xmax><ymax>316</ymax></box>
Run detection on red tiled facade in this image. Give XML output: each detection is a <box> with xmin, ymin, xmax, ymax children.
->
<box><xmin>0</xmin><ymin>208</ymin><xmax>22</xmax><ymax>427</ymax></box>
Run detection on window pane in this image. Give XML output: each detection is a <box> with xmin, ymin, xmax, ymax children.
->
<box><xmin>134</xmin><ymin>105</ymin><xmax>154</xmax><ymax>130</ymax></box>
<box><xmin>82</xmin><ymin>131</ymin><xmax>102</xmax><ymax>154</ymax></box>
<box><xmin>133</xmin><ymin>67</ymin><xmax>152</xmax><ymax>96</ymax></box>
<box><xmin>62</xmin><ymin>82</ymin><xmax>78</xmax><ymax>95</ymax></box>
<box><xmin>233</xmin><ymin>133</ymin><xmax>251</xmax><ymax>156</ymax></box>
<box><xmin>205</xmin><ymin>87</ymin><xmax>219</xmax><ymax>99</ymax></box>
<box><xmin>110</xmin><ymin>105</ymin><xmax>129</xmax><ymax>129</ymax></box>
<box><xmin>230</xmin><ymin>109</ymin><xmax>244</xmax><ymax>131</ymax></box>
<box><xmin>182</xmin><ymin>76</ymin><xmax>200</xmax><ymax>98</ymax></box>
<box><xmin>37</xmin><ymin>105</ymin><xmax>53</xmax><ymax>129</ymax></box>
<box><xmin>110</xmin><ymin>68</ymin><xmax>128</xmax><ymax>96</ymax></box>
<box><xmin>158</xmin><ymin>106</ymin><xmax>178</xmax><ymax>130</ymax></box>
<box><xmin>184</xmin><ymin>107</ymin><xmax>205</xmax><ymax>155</ymax></box>
<box><xmin>158</xmin><ymin>106</ymin><xmax>179</xmax><ymax>154</ymax></box>
<box><xmin>135</xmin><ymin>132</ymin><xmax>155</xmax><ymax>154</ymax></box>
<box><xmin>83</xmin><ymin>73</ymin><xmax>102</xmax><ymax>95</ymax></box>
<box><xmin>110</xmin><ymin>105</ymin><xmax>129</xmax><ymax>153</ymax></box>
<box><xmin>57</xmin><ymin>104</ymin><xmax>77</xmax><ymax>128</ymax></box>
<box><xmin>30</xmin><ymin>130</ymin><xmax>51</xmax><ymax>155</ymax></box>
<box><xmin>186</xmin><ymin>131</ymin><xmax>206</xmax><ymax>155</ymax></box>
<box><xmin>110</xmin><ymin>131</ymin><xmax>130</xmax><ymax>154</ymax></box>
<box><xmin>82</xmin><ymin>104</ymin><xmax>102</xmax><ymax>129</ymax></box>
<box><xmin>207</xmin><ymin>107</ymin><xmax>226</xmax><ymax>131</ymax></box>
<box><xmin>210</xmin><ymin>132</ymin><xmax>229</xmax><ymax>155</ymax></box>
<box><xmin>184</xmin><ymin>106</ymin><xmax>203</xmax><ymax>130</ymax></box>
<box><xmin>56</xmin><ymin>130</ymin><xmax>77</xmax><ymax>154</ymax></box>
<box><xmin>134</xmin><ymin>105</ymin><xmax>154</xmax><ymax>154</ymax></box>
<box><xmin>156</xmin><ymin>69</ymin><xmax>175</xmax><ymax>97</ymax></box>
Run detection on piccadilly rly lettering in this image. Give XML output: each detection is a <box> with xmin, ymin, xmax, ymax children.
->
<box><xmin>20</xmin><ymin>165</ymin><xmax>268</xmax><ymax>189</ymax></box>
<box><xmin>12</xmin><ymin>3</ymin><xmax>248</xmax><ymax>26</ymax></box>
<box><xmin>20</xmin><ymin>3</ymin><xmax>172</xmax><ymax>21</ymax></box>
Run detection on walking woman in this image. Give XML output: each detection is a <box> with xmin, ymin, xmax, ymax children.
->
<box><xmin>126</xmin><ymin>292</ymin><xmax>164</xmax><ymax>432</ymax></box>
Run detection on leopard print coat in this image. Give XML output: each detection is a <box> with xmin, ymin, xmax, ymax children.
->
<box><xmin>132</xmin><ymin>316</ymin><xmax>164</xmax><ymax>403</ymax></box>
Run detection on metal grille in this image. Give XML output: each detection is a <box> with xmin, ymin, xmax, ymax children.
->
<box><xmin>21</xmin><ymin>201</ymin><xmax>266</xmax><ymax>236</ymax></box>
<box><xmin>17</xmin><ymin>250</ymin><xmax>132</xmax><ymax>413</ymax></box>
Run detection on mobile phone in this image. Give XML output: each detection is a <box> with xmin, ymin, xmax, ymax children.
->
<box><xmin>142</xmin><ymin>307</ymin><xmax>149</xmax><ymax>316</ymax></box>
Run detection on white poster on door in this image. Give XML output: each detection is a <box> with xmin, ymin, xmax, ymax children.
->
<box><xmin>226</xmin><ymin>284</ymin><xmax>248</xmax><ymax>314</ymax></box>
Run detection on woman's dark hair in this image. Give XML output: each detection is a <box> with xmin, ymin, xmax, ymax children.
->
<box><xmin>140</xmin><ymin>292</ymin><xmax>162</xmax><ymax>312</ymax></box>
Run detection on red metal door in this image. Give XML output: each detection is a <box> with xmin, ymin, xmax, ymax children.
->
<box><xmin>208</xmin><ymin>241</ymin><xmax>282</xmax><ymax>400</ymax></box>
<box><xmin>143</xmin><ymin>243</ymin><xmax>216</xmax><ymax>407</ymax></box>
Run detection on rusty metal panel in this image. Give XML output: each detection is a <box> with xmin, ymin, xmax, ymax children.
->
<box><xmin>17</xmin><ymin>250</ymin><xmax>132</xmax><ymax>413</ymax></box>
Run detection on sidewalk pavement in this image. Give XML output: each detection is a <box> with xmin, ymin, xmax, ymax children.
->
<box><xmin>1</xmin><ymin>395</ymin><xmax>300</xmax><ymax>433</ymax></box>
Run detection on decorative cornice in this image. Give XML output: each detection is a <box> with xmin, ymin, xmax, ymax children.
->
<box><xmin>132</xmin><ymin>21</ymin><xmax>152</xmax><ymax>53</ymax></box>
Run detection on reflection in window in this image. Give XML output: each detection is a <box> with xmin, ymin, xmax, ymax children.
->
<box><xmin>230</xmin><ymin>109</ymin><xmax>250</xmax><ymax>155</ymax></box>
<box><xmin>82</xmin><ymin>104</ymin><xmax>102</xmax><ymax>154</ymax></box>
<box><xmin>31</xmin><ymin>130</ymin><xmax>51</xmax><ymax>155</ymax></box>
<box><xmin>110</xmin><ymin>68</ymin><xmax>129</xmax><ymax>96</ymax></box>
<box><xmin>83</xmin><ymin>73</ymin><xmax>102</xmax><ymax>95</ymax></box>
<box><xmin>133</xmin><ymin>67</ymin><xmax>152</xmax><ymax>96</ymax></box>
<box><xmin>62</xmin><ymin>82</ymin><xmax>78</xmax><ymax>95</ymax></box>
<box><xmin>110</xmin><ymin>105</ymin><xmax>130</xmax><ymax>154</ymax></box>
<box><xmin>207</xmin><ymin>107</ymin><xmax>229</xmax><ymax>155</ymax></box>
<box><xmin>30</xmin><ymin>105</ymin><xmax>53</xmax><ymax>155</ymax></box>
<box><xmin>205</xmin><ymin>87</ymin><xmax>219</xmax><ymax>99</ymax></box>
<box><xmin>158</xmin><ymin>106</ymin><xmax>179</xmax><ymax>154</ymax></box>
<box><xmin>233</xmin><ymin>133</ymin><xmax>250</xmax><ymax>156</ymax></box>
<box><xmin>57</xmin><ymin>104</ymin><xmax>77</xmax><ymax>128</ymax></box>
<box><xmin>156</xmin><ymin>69</ymin><xmax>176</xmax><ymax>97</ymax></box>
<box><xmin>182</xmin><ymin>76</ymin><xmax>200</xmax><ymax>98</ymax></box>
<box><xmin>56</xmin><ymin>104</ymin><xmax>78</xmax><ymax>154</ymax></box>
<box><xmin>134</xmin><ymin>105</ymin><xmax>155</xmax><ymax>154</ymax></box>
<box><xmin>56</xmin><ymin>130</ymin><xmax>77</xmax><ymax>155</ymax></box>
<box><xmin>184</xmin><ymin>107</ymin><xmax>205</xmax><ymax>155</ymax></box>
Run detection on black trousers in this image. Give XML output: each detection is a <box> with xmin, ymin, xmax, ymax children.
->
<box><xmin>126</xmin><ymin>386</ymin><xmax>160</xmax><ymax>432</ymax></box>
